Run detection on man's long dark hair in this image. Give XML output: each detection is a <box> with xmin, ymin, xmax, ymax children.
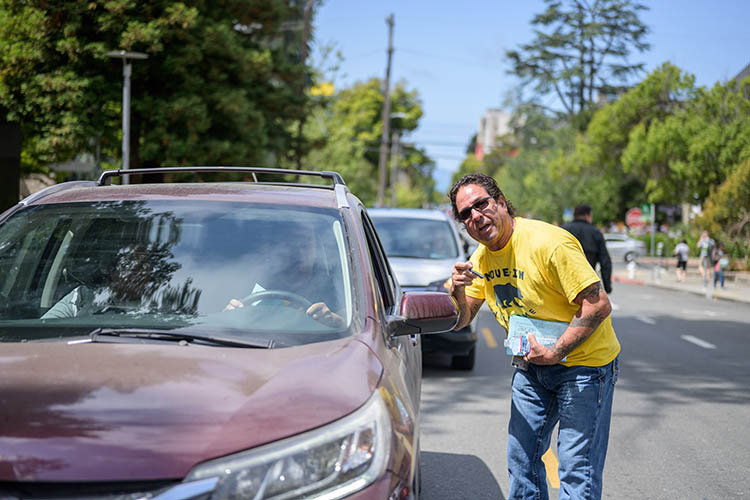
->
<box><xmin>448</xmin><ymin>173</ymin><xmax>516</xmax><ymax>221</ymax></box>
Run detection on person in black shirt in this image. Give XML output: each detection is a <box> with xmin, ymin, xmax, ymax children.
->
<box><xmin>563</xmin><ymin>204</ymin><xmax>613</xmax><ymax>294</ymax></box>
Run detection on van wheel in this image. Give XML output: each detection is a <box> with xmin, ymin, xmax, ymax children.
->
<box><xmin>451</xmin><ymin>346</ymin><xmax>476</xmax><ymax>370</ymax></box>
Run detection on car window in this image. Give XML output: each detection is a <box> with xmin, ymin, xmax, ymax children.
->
<box><xmin>0</xmin><ymin>201</ymin><xmax>353</xmax><ymax>343</ymax></box>
<box><xmin>370</xmin><ymin>217</ymin><xmax>459</xmax><ymax>260</ymax></box>
<box><xmin>360</xmin><ymin>210</ymin><xmax>397</xmax><ymax>311</ymax></box>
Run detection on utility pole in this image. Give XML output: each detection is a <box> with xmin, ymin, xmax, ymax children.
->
<box><xmin>390</xmin><ymin>131</ymin><xmax>400</xmax><ymax>208</ymax></box>
<box><xmin>376</xmin><ymin>14</ymin><xmax>394</xmax><ymax>207</ymax></box>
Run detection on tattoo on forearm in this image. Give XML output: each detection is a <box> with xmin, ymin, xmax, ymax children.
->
<box><xmin>553</xmin><ymin>327</ymin><xmax>591</xmax><ymax>359</ymax></box>
<box><xmin>556</xmin><ymin>311</ymin><xmax>605</xmax><ymax>355</ymax></box>
<box><xmin>456</xmin><ymin>299</ymin><xmax>483</xmax><ymax>329</ymax></box>
<box><xmin>469</xmin><ymin>301</ymin><xmax>482</xmax><ymax>319</ymax></box>
<box><xmin>569</xmin><ymin>311</ymin><xmax>606</xmax><ymax>329</ymax></box>
<box><xmin>549</xmin><ymin>282</ymin><xmax>610</xmax><ymax>361</ymax></box>
<box><xmin>578</xmin><ymin>282</ymin><xmax>602</xmax><ymax>301</ymax></box>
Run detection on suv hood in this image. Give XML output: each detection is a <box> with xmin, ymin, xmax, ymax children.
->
<box><xmin>0</xmin><ymin>338</ymin><xmax>382</xmax><ymax>482</ymax></box>
<box><xmin>387</xmin><ymin>256</ymin><xmax>455</xmax><ymax>288</ymax></box>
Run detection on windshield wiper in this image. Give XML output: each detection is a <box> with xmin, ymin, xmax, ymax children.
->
<box><xmin>86</xmin><ymin>328</ymin><xmax>281</xmax><ymax>349</ymax></box>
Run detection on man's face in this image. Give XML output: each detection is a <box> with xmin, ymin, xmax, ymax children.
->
<box><xmin>455</xmin><ymin>184</ymin><xmax>511</xmax><ymax>248</ymax></box>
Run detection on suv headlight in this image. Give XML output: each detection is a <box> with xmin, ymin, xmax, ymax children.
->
<box><xmin>183</xmin><ymin>391</ymin><xmax>392</xmax><ymax>500</ymax></box>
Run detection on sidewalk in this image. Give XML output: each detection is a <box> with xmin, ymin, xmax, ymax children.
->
<box><xmin>612</xmin><ymin>257</ymin><xmax>750</xmax><ymax>304</ymax></box>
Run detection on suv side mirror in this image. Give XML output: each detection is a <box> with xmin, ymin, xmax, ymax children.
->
<box><xmin>387</xmin><ymin>291</ymin><xmax>458</xmax><ymax>337</ymax></box>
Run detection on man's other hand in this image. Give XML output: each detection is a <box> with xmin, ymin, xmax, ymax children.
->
<box><xmin>306</xmin><ymin>302</ymin><xmax>345</xmax><ymax>328</ymax></box>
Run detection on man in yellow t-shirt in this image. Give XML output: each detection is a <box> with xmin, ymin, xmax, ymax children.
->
<box><xmin>448</xmin><ymin>173</ymin><xmax>620</xmax><ymax>500</ymax></box>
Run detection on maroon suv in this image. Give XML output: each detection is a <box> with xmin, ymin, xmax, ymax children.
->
<box><xmin>0</xmin><ymin>167</ymin><xmax>457</xmax><ymax>500</ymax></box>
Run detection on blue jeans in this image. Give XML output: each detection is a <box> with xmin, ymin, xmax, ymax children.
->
<box><xmin>507</xmin><ymin>357</ymin><xmax>619</xmax><ymax>500</ymax></box>
<box><xmin>714</xmin><ymin>269</ymin><xmax>725</xmax><ymax>288</ymax></box>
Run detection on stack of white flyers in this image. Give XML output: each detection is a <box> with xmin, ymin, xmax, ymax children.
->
<box><xmin>504</xmin><ymin>315</ymin><xmax>569</xmax><ymax>361</ymax></box>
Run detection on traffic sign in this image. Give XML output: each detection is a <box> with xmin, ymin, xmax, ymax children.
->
<box><xmin>625</xmin><ymin>207</ymin><xmax>645</xmax><ymax>228</ymax></box>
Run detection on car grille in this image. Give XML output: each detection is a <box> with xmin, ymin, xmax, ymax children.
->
<box><xmin>0</xmin><ymin>480</ymin><xmax>180</xmax><ymax>500</ymax></box>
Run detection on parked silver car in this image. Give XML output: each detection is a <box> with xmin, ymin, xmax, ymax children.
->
<box><xmin>369</xmin><ymin>208</ymin><xmax>478</xmax><ymax>370</ymax></box>
<box><xmin>604</xmin><ymin>233</ymin><xmax>647</xmax><ymax>262</ymax></box>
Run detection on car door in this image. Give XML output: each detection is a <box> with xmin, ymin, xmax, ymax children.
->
<box><xmin>359</xmin><ymin>209</ymin><xmax>422</xmax><ymax>408</ymax></box>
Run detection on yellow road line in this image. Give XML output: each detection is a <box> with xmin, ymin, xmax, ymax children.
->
<box><xmin>481</xmin><ymin>327</ymin><xmax>497</xmax><ymax>348</ymax></box>
<box><xmin>541</xmin><ymin>447</ymin><xmax>560</xmax><ymax>489</ymax></box>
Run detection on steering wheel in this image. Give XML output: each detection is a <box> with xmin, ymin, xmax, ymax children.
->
<box><xmin>93</xmin><ymin>304</ymin><xmax>139</xmax><ymax>315</ymax></box>
<box><xmin>242</xmin><ymin>290</ymin><xmax>313</xmax><ymax>309</ymax></box>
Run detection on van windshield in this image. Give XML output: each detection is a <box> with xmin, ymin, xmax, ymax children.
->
<box><xmin>371</xmin><ymin>217</ymin><xmax>459</xmax><ymax>260</ymax></box>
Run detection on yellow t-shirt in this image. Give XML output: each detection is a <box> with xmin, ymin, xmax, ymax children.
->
<box><xmin>465</xmin><ymin>217</ymin><xmax>620</xmax><ymax>367</ymax></box>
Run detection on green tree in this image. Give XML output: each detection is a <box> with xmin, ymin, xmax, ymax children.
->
<box><xmin>574</xmin><ymin>62</ymin><xmax>697</xmax><ymax>216</ymax></box>
<box><xmin>0</xmin><ymin>0</ymin><xmax>311</xmax><ymax>174</ymax></box>
<box><xmin>506</xmin><ymin>0</ymin><xmax>650</xmax><ymax>129</ymax></box>
<box><xmin>700</xmin><ymin>159</ymin><xmax>750</xmax><ymax>261</ymax></box>
<box><xmin>304</xmin><ymin>77</ymin><xmax>435</xmax><ymax>207</ymax></box>
<box><xmin>623</xmin><ymin>75</ymin><xmax>750</xmax><ymax>206</ymax></box>
<box><xmin>451</xmin><ymin>153</ymin><xmax>484</xmax><ymax>187</ymax></box>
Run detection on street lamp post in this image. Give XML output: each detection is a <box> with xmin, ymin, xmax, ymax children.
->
<box><xmin>106</xmin><ymin>50</ymin><xmax>148</xmax><ymax>184</ymax></box>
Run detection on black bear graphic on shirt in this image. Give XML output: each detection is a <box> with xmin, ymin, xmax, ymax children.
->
<box><xmin>494</xmin><ymin>283</ymin><xmax>523</xmax><ymax>308</ymax></box>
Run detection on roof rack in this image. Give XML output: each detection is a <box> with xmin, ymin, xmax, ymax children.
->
<box><xmin>97</xmin><ymin>166</ymin><xmax>346</xmax><ymax>187</ymax></box>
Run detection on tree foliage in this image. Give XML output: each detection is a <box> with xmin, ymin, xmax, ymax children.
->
<box><xmin>700</xmin><ymin>159</ymin><xmax>750</xmax><ymax>259</ymax></box>
<box><xmin>304</xmin><ymin>77</ymin><xmax>435</xmax><ymax>207</ymax></box>
<box><xmin>623</xmin><ymin>75</ymin><xmax>750</xmax><ymax>205</ymax></box>
<box><xmin>506</xmin><ymin>0</ymin><xmax>650</xmax><ymax>128</ymax></box>
<box><xmin>485</xmin><ymin>60</ymin><xmax>749</xmax><ymax>242</ymax></box>
<box><xmin>0</xmin><ymin>0</ymin><xmax>311</xmax><ymax>172</ymax></box>
<box><xmin>569</xmin><ymin>62</ymin><xmax>698</xmax><ymax>216</ymax></box>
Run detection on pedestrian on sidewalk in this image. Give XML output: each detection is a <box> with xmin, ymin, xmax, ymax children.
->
<box><xmin>562</xmin><ymin>203</ymin><xmax>613</xmax><ymax>294</ymax></box>
<box><xmin>712</xmin><ymin>242</ymin><xmax>728</xmax><ymax>289</ymax></box>
<box><xmin>697</xmin><ymin>231</ymin><xmax>715</xmax><ymax>287</ymax></box>
<box><xmin>674</xmin><ymin>239</ymin><xmax>690</xmax><ymax>282</ymax></box>
<box><xmin>448</xmin><ymin>173</ymin><xmax>620</xmax><ymax>500</ymax></box>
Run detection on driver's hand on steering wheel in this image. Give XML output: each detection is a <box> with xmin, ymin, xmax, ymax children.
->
<box><xmin>306</xmin><ymin>302</ymin><xmax>345</xmax><ymax>328</ymax></box>
<box><xmin>223</xmin><ymin>298</ymin><xmax>244</xmax><ymax>312</ymax></box>
<box><xmin>223</xmin><ymin>297</ymin><xmax>344</xmax><ymax>328</ymax></box>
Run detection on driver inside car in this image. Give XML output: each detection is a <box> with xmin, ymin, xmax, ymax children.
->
<box><xmin>223</xmin><ymin>222</ymin><xmax>346</xmax><ymax>329</ymax></box>
<box><xmin>41</xmin><ymin>248</ymin><xmax>157</xmax><ymax>320</ymax></box>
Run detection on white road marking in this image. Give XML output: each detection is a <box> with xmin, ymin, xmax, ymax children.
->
<box><xmin>638</xmin><ymin>316</ymin><xmax>656</xmax><ymax>325</ymax></box>
<box><xmin>681</xmin><ymin>335</ymin><xmax>717</xmax><ymax>349</ymax></box>
<box><xmin>610</xmin><ymin>301</ymin><xmax>620</xmax><ymax>311</ymax></box>
<box><xmin>680</xmin><ymin>309</ymin><xmax>719</xmax><ymax>318</ymax></box>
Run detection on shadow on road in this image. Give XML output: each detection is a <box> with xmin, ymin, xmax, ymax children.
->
<box><xmin>421</xmin><ymin>451</ymin><xmax>505</xmax><ymax>500</ymax></box>
<box><xmin>612</xmin><ymin>314</ymin><xmax>750</xmax><ymax>407</ymax></box>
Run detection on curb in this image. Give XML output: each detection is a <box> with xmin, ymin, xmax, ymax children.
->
<box><xmin>613</xmin><ymin>274</ymin><xmax>748</xmax><ymax>304</ymax></box>
<box><xmin>612</xmin><ymin>275</ymin><xmax>645</xmax><ymax>286</ymax></box>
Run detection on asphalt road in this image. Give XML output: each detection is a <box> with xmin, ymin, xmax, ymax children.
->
<box><xmin>419</xmin><ymin>280</ymin><xmax>750</xmax><ymax>499</ymax></box>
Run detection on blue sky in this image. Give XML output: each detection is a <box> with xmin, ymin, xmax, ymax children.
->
<box><xmin>311</xmin><ymin>0</ymin><xmax>750</xmax><ymax>193</ymax></box>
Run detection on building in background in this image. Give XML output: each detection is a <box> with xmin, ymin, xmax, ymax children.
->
<box><xmin>475</xmin><ymin>108</ymin><xmax>511</xmax><ymax>160</ymax></box>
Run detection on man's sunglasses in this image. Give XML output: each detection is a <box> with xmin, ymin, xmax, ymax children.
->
<box><xmin>459</xmin><ymin>196</ymin><xmax>493</xmax><ymax>221</ymax></box>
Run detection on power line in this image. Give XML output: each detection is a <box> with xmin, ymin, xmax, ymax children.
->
<box><xmin>398</xmin><ymin>48</ymin><xmax>498</xmax><ymax>69</ymax></box>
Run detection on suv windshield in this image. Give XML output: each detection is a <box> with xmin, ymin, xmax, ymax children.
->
<box><xmin>371</xmin><ymin>217</ymin><xmax>459</xmax><ymax>260</ymax></box>
<box><xmin>0</xmin><ymin>200</ymin><xmax>353</xmax><ymax>344</ymax></box>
